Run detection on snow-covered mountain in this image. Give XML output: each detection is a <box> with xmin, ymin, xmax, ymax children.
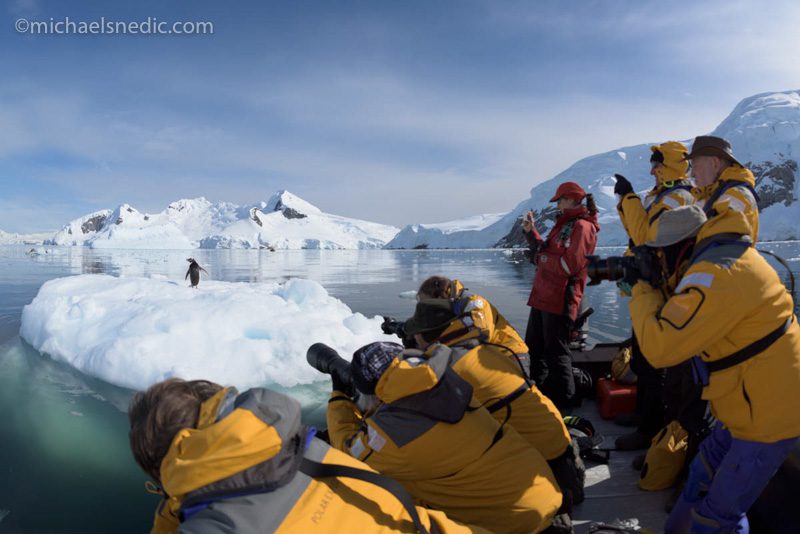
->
<box><xmin>46</xmin><ymin>191</ymin><xmax>399</xmax><ymax>250</ymax></box>
<box><xmin>391</xmin><ymin>89</ymin><xmax>800</xmax><ymax>247</ymax></box>
<box><xmin>0</xmin><ymin>229</ymin><xmax>52</xmax><ymax>245</ymax></box>
<box><xmin>40</xmin><ymin>90</ymin><xmax>800</xmax><ymax>250</ymax></box>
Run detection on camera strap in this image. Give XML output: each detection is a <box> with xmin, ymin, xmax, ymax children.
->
<box><xmin>704</xmin><ymin>317</ymin><xmax>792</xmax><ymax>374</ymax></box>
<box><xmin>299</xmin><ymin>458</ymin><xmax>440</xmax><ymax>534</ymax></box>
<box><xmin>703</xmin><ymin>180</ymin><xmax>759</xmax><ymax>218</ymax></box>
<box><xmin>483</xmin><ymin>341</ymin><xmax>534</xmax><ymax>385</ymax></box>
<box><xmin>484</xmin><ymin>384</ymin><xmax>528</xmax><ymax>413</ymax></box>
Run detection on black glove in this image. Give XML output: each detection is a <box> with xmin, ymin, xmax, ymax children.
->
<box><xmin>621</xmin><ymin>263</ymin><xmax>643</xmax><ymax>289</ymax></box>
<box><xmin>623</xmin><ymin>246</ymin><xmax>663</xmax><ymax>288</ymax></box>
<box><xmin>614</xmin><ymin>174</ymin><xmax>634</xmax><ymax>196</ymax></box>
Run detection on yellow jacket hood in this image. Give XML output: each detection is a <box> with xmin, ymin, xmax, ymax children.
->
<box><xmin>652</xmin><ymin>141</ymin><xmax>689</xmax><ymax>184</ymax></box>
<box><xmin>376</xmin><ymin>346</ymin><xmax>474</xmax><ymax>424</ymax></box>
<box><xmin>160</xmin><ymin>387</ymin><xmax>303</xmax><ymax>500</ymax></box>
<box><xmin>694</xmin><ymin>166</ymin><xmax>759</xmax><ymax>243</ymax></box>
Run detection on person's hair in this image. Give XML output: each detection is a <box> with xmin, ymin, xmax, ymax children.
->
<box><xmin>418</xmin><ymin>276</ymin><xmax>453</xmax><ymax>299</ymax></box>
<box><xmin>585</xmin><ymin>193</ymin><xmax>597</xmax><ymax>215</ymax></box>
<box><xmin>128</xmin><ymin>378</ymin><xmax>223</xmax><ymax>483</ymax></box>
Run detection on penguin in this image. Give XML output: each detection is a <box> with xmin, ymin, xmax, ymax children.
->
<box><xmin>185</xmin><ymin>258</ymin><xmax>208</xmax><ymax>288</ymax></box>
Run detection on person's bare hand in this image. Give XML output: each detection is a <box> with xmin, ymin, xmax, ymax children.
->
<box><xmin>521</xmin><ymin>211</ymin><xmax>534</xmax><ymax>232</ymax></box>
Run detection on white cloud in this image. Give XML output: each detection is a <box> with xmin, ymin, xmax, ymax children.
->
<box><xmin>3</xmin><ymin>0</ymin><xmax>799</xmax><ymax>231</ymax></box>
<box><xmin>0</xmin><ymin>71</ymin><xmax>735</xmax><ymax>231</ymax></box>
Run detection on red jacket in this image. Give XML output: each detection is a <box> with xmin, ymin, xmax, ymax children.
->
<box><xmin>525</xmin><ymin>206</ymin><xmax>599</xmax><ymax>320</ymax></box>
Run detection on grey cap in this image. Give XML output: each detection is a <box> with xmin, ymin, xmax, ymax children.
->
<box><xmin>646</xmin><ymin>204</ymin><xmax>707</xmax><ymax>247</ymax></box>
<box><xmin>686</xmin><ymin>135</ymin><xmax>743</xmax><ymax>167</ymax></box>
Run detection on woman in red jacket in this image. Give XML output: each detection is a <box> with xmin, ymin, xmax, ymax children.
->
<box><xmin>522</xmin><ymin>181</ymin><xmax>599</xmax><ymax>411</ymax></box>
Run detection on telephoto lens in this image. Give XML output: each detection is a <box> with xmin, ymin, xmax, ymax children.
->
<box><xmin>586</xmin><ymin>256</ymin><xmax>629</xmax><ymax>285</ymax></box>
<box><xmin>306</xmin><ymin>343</ymin><xmax>354</xmax><ymax>391</ymax></box>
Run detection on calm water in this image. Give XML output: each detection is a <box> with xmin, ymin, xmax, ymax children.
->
<box><xmin>1</xmin><ymin>243</ymin><xmax>798</xmax><ymax>532</ymax></box>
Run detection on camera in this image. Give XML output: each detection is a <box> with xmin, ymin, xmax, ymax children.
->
<box><xmin>586</xmin><ymin>247</ymin><xmax>662</xmax><ymax>287</ymax></box>
<box><xmin>306</xmin><ymin>343</ymin><xmax>353</xmax><ymax>392</ymax></box>
<box><xmin>381</xmin><ymin>316</ymin><xmax>406</xmax><ymax>339</ymax></box>
<box><xmin>586</xmin><ymin>255</ymin><xmax>635</xmax><ymax>285</ymax></box>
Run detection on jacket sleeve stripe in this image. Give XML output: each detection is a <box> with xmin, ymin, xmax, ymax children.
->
<box><xmin>675</xmin><ymin>272</ymin><xmax>715</xmax><ymax>293</ymax></box>
<box><xmin>560</xmin><ymin>256</ymin><xmax>571</xmax><ymax>275</ymax></box>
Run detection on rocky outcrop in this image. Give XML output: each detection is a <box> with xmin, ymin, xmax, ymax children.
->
<box><xmin>269</xmin><ymin>198</ymin><xmax>308</xmax><ymax>219</ymax></box>
<box><xmin>80</xmin><ymin>214</ymin><xmax>108</xmax><ymax>235</ymax></box>
<box><xmin>495</xmin><ymin>205</ymin><xmax>559</xmax><ymax>248</ymax></box>
<box><xmin>281</xmin><ymin>207</ymin><xmax>307</xmax><ymax>220</ymax></box>
<box><xmin>250</xmin><ymin>207</ymin><xmax>263</xmax><ymax>227</ymax></box>
<box><xmin>752</xmin><ymin>159</ymin><xmax>797</xmax><ymax>210</ymax></box>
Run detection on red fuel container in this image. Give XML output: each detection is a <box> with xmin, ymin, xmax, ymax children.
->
<box><xmin>596</xmin><ymin>377</ymin><xmax>637</xmax><ymax>420</ymax></box>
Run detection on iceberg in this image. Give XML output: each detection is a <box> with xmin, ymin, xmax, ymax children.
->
<box><xmin>20</xmin><ymin>274</ymin><xmax>395</xmax><ymax>391</ymax></box>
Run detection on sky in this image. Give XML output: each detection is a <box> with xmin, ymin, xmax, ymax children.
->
<box><xmin>1</xmin><ymin>0</ymin><xmax>799</xmax><ymax>233</ymax></box>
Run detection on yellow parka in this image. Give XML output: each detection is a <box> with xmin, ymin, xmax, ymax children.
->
<box><xmin>430</xmin><ymin>322</ymin><xmax>571</xmax><ymax>460</ymax></box>
<box><xmin>630</xmin><ymin>210</ymin><xmax>800</xmax><ymax>443</ymax></box>
<box><xmin>434</xmin><ymin>279</ymin><xmax>529</xmax><ymax>355</ymax></box>
<box><xmin>151</xmin><ymin>387</ymin><xmax>483</xmax><ymax>534</ymax></box>
<box><xmin>327</xmin><ymin>349</ymin><xmax>562</xmax><ymax>534</ymax></box>
<box><xmin>693</xmin><ymin>165</ymin><xmax>759</xmax><ymax>243</ymax></box>
<box><xmin>617</xmin><ymin>142</ymin><xmax>695</xmax><ymax>247</ymax></box>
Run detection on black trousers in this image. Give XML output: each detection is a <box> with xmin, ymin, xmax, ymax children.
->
<box><xmin>630</xmin><ymin>333</ymin><xmax>666</xmax><ymax>437</ymax></box>
<box><xmin>525</xmin><ymin>307</ymin><xmax>574</xmax><ymax>411</ymax></box>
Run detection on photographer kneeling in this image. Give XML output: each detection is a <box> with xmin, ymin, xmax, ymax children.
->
<box><xmin>621</xmin><ymin>205</ymin><xmax>800</xmax><ymax>533</ymax></box>
<box><xmin>325</xmin><ymin>341</ymin><xmax>565</xmax><ymax>534</ymax></box>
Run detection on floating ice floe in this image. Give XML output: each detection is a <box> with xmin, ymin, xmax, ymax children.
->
<box><xmin>20</xmin><ymin>274</ymin><xmax>395</xmax><ymax>391</ymax></box>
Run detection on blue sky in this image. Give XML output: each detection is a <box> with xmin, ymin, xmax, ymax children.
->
<box><xmin>1</xmin><ymin>0</ymin><xmax>799</xmax><ymax>232</ymax></box>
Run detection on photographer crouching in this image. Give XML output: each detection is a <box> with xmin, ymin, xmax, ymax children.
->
<box><xmin>311</xmin><ymin>341</ymin><xmax>568</xmax><ymax>534</ymax></box>
<box><xmin>595</xmin><ymin>204</ymin><xmax>800</xmax><ymax>533</ymax></box>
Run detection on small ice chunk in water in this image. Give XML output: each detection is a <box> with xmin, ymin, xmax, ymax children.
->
<box><xmin>399</xmin><ymin>290</ymin><xmax>417</xmax><ymax>299</ymax></box>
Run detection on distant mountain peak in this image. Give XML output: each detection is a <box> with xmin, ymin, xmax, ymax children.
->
<box><xmin>167</xmin><ymin>198</ymin><xmax>212</xmax><ymax>212</ymax></box>
<box><xmin>45</xmin><ymin>190</ymin><xmax>397</xmax><ymax>250</ymax></box>
<box><xmin>265</xmin><ymin>190</ymin><xmax>321</xmax><ymax>216</ymax></box>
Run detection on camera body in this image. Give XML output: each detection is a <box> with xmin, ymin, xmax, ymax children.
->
<box><xmin>306</xmin><ymin>343</ymin><xmax>354</xmax><ymax>392</ymax></box>
<box><xmin>381</xmin><ymin>316</ymin><xmax>407</xmax><ymax>339</ymax></box>
<box><xmin>586</xmin><ymin>246</ymin><xmax>662</xmax><ymax>287</ymax></box>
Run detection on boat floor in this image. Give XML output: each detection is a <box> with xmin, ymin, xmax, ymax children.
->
<box><xmin>571</xmin><ymin>400</ymin><xmax>669</xmax><ymax>533</ymax></box>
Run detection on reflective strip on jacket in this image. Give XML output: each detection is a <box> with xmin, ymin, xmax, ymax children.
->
<box><xmin>693</xmin><ymin>165</ymin><xmax>759</xmax><ymax>243</ymax></box>
<box><xmin>152</xmin><ymin>387</ymin><xmax>483</xmax><ymax>534</ymax></box>
<box><xmin>525</xmin><ymin>205</ymin><xmax>599</xmax><ymax>320</ymax></box>
<box><xmin>617</xmin><ymin>185</ymin><xmax>694</xmax><ymax>246</ymax></box>
<box><xmin>629</xmin><ymin>212</ymin><xmax>800</xmax><ymax>442</ymax></box>
<box><xmin>327</xmin><ymin>350</ymin><xmax>562</xmax><ymax>534</ymax></box>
